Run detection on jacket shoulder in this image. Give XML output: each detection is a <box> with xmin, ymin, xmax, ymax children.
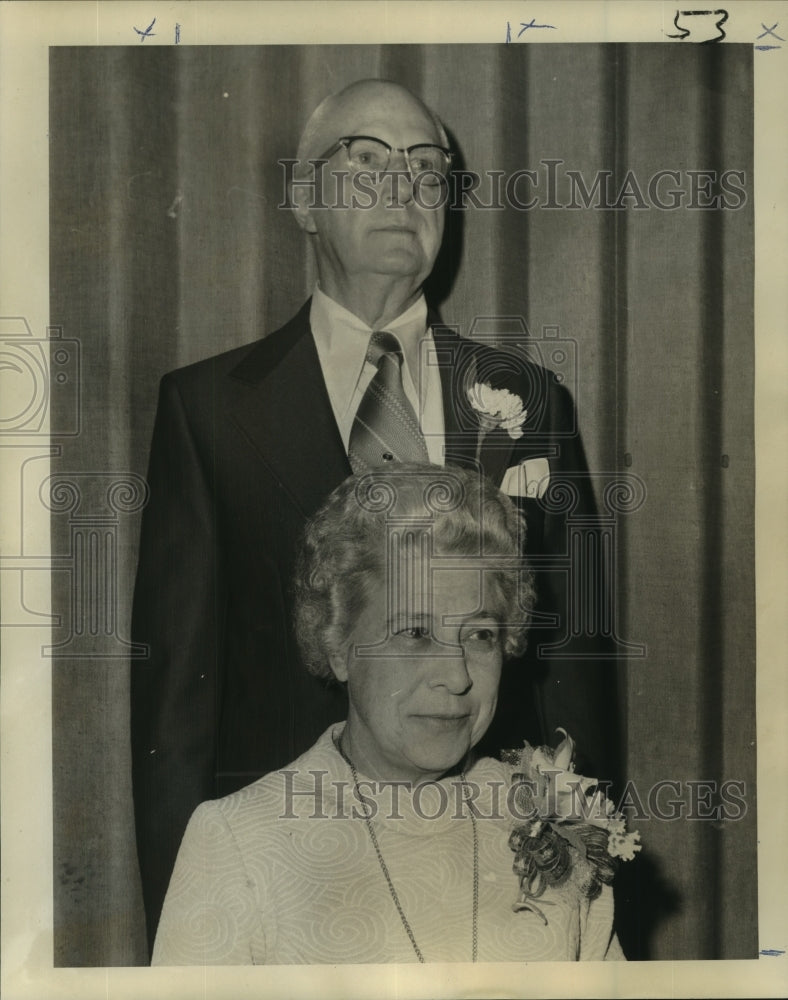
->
<box><xmin>163</xmin><ymin>339</ymin><xmax>260</xmax><ymax>387</ymax></box>
<box><xmin>161</xmin><ymin>300</ymin><xmax>312</xmax><ymax>392</ymax></box>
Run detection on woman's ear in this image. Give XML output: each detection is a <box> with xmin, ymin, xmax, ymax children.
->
<box><xmin>328</xmin><ymin>649</ymin><xmax>348</xmax><ymax>683</ymax></box>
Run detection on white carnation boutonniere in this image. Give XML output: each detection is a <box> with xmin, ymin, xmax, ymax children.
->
<box><xmin>467</xmin><ymin>382</ymin><xmax>527</xmax><ymax>461</ymax></box>
<box><xmin>467</xmin><ymin>382</ymin><xmax>527</xmax><ymax>438</ymax></box>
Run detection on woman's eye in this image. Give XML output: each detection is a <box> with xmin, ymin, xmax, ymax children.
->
<box><xmin>464</xmin><ymin>626</ymin><xmax>500</xmax><ymax>645</ymax></box>
<box><xmin>395</xmin><ymin>626</ymin><xmax>430</xmax><ymax>640</ymax></box>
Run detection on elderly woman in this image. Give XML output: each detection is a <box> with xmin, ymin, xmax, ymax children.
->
<box><xmin>152</xmin><ymin>465</ymin><xmax>631</xmax><ymax>964</ymax></box>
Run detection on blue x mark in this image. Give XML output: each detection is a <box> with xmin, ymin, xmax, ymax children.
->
<box><xmin>756</xmin><ymin>22</ymin><xmax>784</xmax><ymax>41</ymax></box>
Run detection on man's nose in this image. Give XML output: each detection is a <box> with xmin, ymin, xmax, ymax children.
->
<box><xmin>426</xmin><ymin>642</ymin><xmax>473</xmax><ymax>694</ymax></box>
<box><xmin>383</xmin><ymin>150</ymin><xmax>415</xmax><ymax>206</ymax></box>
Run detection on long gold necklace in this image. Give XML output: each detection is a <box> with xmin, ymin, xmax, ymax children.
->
<box><xmin>335</xmin><ymin>736</ymin><xmax>479</xmax><ymax>963</ymax></box>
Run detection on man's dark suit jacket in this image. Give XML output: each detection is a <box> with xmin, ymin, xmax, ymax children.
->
<box><xmin>131</xmin><ymin>300</ymin><xmax>618</xmax><ymax>953</ymax></box>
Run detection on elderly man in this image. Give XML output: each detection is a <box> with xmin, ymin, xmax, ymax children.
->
<box><xmin>131</xmin><ymin>78</ymin><xmax>616</xmax><ymax>953</ymax></box>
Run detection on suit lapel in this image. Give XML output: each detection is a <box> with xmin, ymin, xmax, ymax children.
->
<box><xmin>432</xmin><ymin>324</ymin><xmax>477</xmax><ymax>470</ymax></box>
<box><xmin>229</xmin><ymin>301</ymin><xmax>351</xmax><ymax>518</ymax></box>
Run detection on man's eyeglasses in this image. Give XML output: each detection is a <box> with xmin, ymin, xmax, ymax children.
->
<box><xmin>318</xmin><ymin>135</ymin><xmax>453</xmax><ymax>186</ymax></box>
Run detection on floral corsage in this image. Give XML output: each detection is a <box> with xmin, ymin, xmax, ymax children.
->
<box><xmin>503</xmin><ymin>729</ymin><xmax>641</xmax><ymax>924</ymax></box>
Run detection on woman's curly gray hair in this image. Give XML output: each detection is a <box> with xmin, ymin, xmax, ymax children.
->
<box><xmin>293</xmin><ymin>464</ymin><xmax>534</xmax><ymax>680</ymax></box>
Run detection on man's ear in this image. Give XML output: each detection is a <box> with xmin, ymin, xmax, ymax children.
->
<box><xmin>328</xmin><ymin>649</ymin><xmax>348</xmax><ymax>683</ymax></box>
<box><xmin>290</xmin><ymin>177</ymin><xmax>319</xmax><ymax>235</ymax></box>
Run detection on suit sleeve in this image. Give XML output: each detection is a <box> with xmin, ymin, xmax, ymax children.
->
<box><xmin>131</xmin><ymin>373</ymin><xmax>224</xmax><ymax>956</ymax></box>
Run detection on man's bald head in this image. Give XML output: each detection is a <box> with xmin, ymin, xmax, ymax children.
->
<box><xmin>295</xmin><ymin>79</ymin><xmax>448</xmax><ymax>173</ymax></box>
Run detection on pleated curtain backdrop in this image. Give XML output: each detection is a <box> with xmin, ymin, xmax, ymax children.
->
<box><xmin>49</xmin><ymin>44</ymin><xmax>755</xmax><ymax>965</ymax></box>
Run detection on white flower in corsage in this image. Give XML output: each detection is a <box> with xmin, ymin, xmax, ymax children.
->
<box><xmin>502</xmin><ymin>728</ymin><xmax>641</xmax><ymax>924</ymax></box>
<box><xmin>467</xmin><ymin>382</ymin><xmax>527</xmax><ymax>440</ymax></box>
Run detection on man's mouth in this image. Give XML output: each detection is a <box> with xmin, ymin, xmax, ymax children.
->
<box><xmin>412</xmin><ymin>712</ymin><xmax>471</xmax><ymax>722</ymax></box>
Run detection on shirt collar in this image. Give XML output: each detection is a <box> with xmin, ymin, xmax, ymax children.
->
<box><xmin>310</xmin><ymin>286</ymin><xmax>429</xmax><ymax>393</ymax></box>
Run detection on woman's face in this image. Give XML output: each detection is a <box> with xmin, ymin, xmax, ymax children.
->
<box><xmin>331</xmin><ymin>563</ymin><xmax>504</xmax><ymax>784</ymax></box>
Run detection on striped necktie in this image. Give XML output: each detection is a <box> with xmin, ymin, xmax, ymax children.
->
<box><xmin>348</xmin><ymin>330</ymin><xmax>430</xmax><ymax>473</ymax></box>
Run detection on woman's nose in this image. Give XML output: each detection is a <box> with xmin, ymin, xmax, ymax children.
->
<box><xmin>426</xmin><ymin>643</ymin><xmax>473</xmax><ymax>694</ymax></box>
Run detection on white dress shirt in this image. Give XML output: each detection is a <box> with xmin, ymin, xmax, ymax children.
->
<box><xmin>309</xmin><ymin>287</ymin><xmax>445</xmax><ymax>465</ymax></box>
